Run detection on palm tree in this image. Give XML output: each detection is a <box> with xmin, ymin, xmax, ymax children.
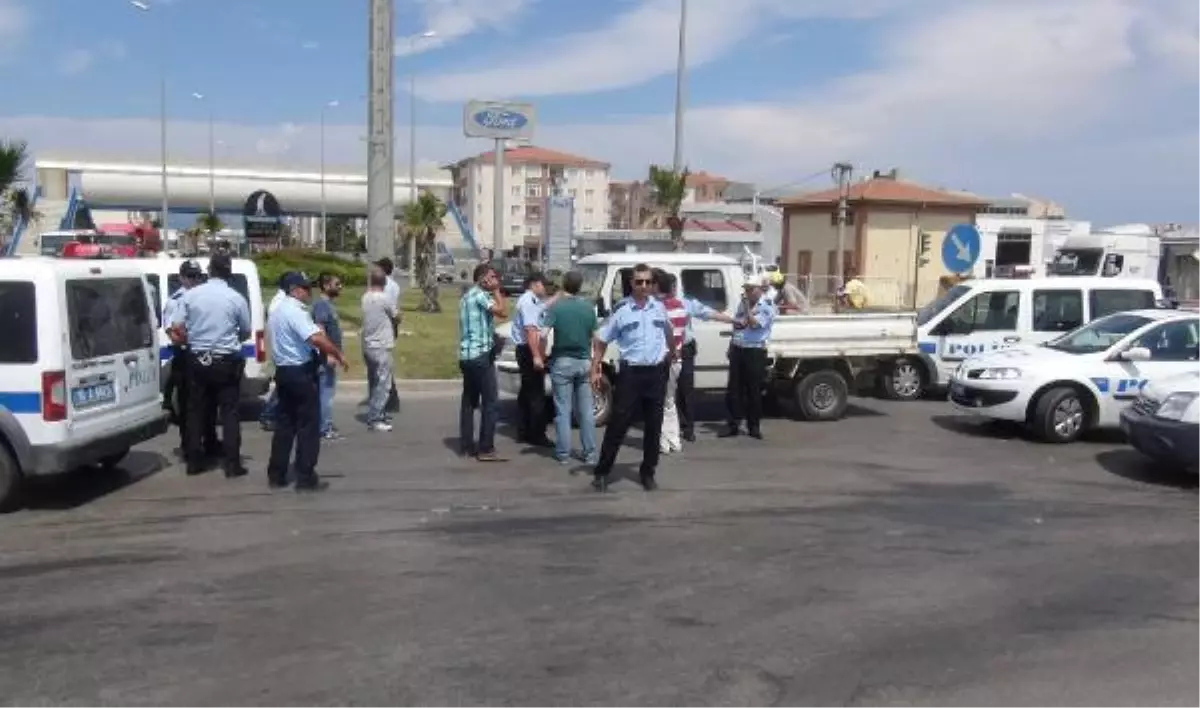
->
<box><xmin>195</xmin><ymin>210</ymin><xmax>223</xmax><ymax>235</ymax></box>
<box><xmin>647</xmin><ymin>165</ymin><xmax>689</xmax><ymax>252</ymax></box>
<box><xmin>402</xmin><ymin>190</ymin><xmax>447</xmax><ymax>313</ymax></box>
<box><xmin>0</xmin><ymin>140</ymin><xmax>35</xmax><ymax>247</ymax></box>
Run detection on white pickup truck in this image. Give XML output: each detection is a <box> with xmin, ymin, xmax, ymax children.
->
<box><xmin>494</xmin><ymin>253</ymin><xmax>921</xmax><ymax>425</ymax></box>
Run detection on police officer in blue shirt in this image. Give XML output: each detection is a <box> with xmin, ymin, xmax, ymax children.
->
<box><xmin>170</xmin><ymin>252</ymin><xmax>251</xmax><ymax>478</ymax></box>
<box><xmin>590</xmin><ymin>263</ymin><xmax>678</xmax><ymax>492</ymax></box>
<box><xmin>267</xmin><ymin>272</ymin><xmax>347</xmax><ymax>493</ymax></box>
<box><xmin>511</xmin><ymin>272</ymin><xmax>556</xmax><ymax>446</ymax></box>
<box><xmin>720</xmin><ymin>276</ymin><xmax>777</xmax><ymax>440</ymax></box>
<box><xmin>162</xmin><ymin>260</ymin><xmax>218</xmax><ymax>457</ymax></box>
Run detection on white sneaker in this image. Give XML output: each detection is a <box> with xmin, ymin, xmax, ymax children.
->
<box><xmin>369</xmin><ymin>421</ymin><xmax>393</xmax><ymax>432</ymax></box>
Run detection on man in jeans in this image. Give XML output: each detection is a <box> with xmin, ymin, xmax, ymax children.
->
<box><xmin>361</xmin><ymin>269</ymin><xmax>398</xmax><ymax>432</ymax></box>
<box><xmin>543</xmin><ymin>270</ymin><xmax>598</xmax><ymax>465</ymax></box>
<box><xmin>458</xmin><ymin>263</ymin><xmax>507</xmax><ymax>461</ymax></box>
<box><xmin>311</xmin><ymin>272</ymin><xmax>344</xmax><ymax>441</ymax></box>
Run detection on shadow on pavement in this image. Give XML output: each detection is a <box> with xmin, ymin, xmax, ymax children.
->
<box><xmin>1095</xmin><ymin>449</ymin><xmax>1199</xmax><ymax>490</ymax></box>
<box><xmin>930</xmin><ymin>415</ymin><xmax>1027</xmax><ymax>440</ymax></box>
<box><xmin>21</xmin><ymin>450</ymin><xmax>171</xmax><ymax>511</ymax></box>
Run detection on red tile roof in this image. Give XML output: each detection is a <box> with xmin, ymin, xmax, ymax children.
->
<box><xmin>468</xmin><ymin>145</ymin><xmax>609</xmax><ymax>169</ymax></box>
<box><xmin>686</xmin><ymin>170</ymin><xmax>730</xmax><ymax>187</ymax></box>
<box><xmin>779</xmin><ymin>178</ymin><xmax>989</xmax><ymax>207</ymax></box>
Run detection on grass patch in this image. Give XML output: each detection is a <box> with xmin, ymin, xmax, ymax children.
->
<box><xmin>264</xmin><ymin>286</ymin><xmax>462</xmax><ymax>380</ymax></box>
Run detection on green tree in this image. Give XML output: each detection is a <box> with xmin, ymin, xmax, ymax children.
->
<box><xmin>325</xmin><ymin>215</ymin><xmax>358</xmax><ymax>253</ymax></box>
<box><xmin>0</xmin><ymin>140</ymin><xmax>36</xmax><ymax>246</ymax></box>
<box><xmin>402</xmin><ymin>190</ymin><xmax>447</xmax><ymax>313</ymax></box>
<box><xmin>647</xmin><ymin>165</ymin><xmax>689</xmax><ymax>252</ymax></box>
<box><xmin>195</xmin><ymin>210</ymin><xmax>223</xmax><ymax>235</ymax></box>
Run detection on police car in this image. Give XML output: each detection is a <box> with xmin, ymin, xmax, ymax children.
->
<box><xmin>948</xmin><ymin>309</ymin><xmax>1200</xmax><ymax>443</ymax></box>
<box><xmin>1120</xmin><ymin>370</ymin><xmax>1199</xmax><ymax>471</ymax></box>
<box><xmin>0</xmin><ymin>257</ymin><xmax>168</xmax><ymax>510</ymax></box>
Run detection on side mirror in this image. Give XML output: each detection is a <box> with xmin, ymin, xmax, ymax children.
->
<box><xmin>1118</xmin><ymin>346</ymin><xmax>1153</xmax><ymax>362</ymax></box>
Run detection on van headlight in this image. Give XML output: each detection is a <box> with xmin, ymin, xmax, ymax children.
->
<box><xmin>976</xmin><ymin>367</ymin><xmax>1022</xmax><ymax>380</ymax></box>
<box><xmin>1155</xmin><ymin>392</ymin><xmax>1198</xmax><ymax>421</ymax></box>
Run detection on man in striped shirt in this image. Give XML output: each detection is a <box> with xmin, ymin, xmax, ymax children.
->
<box><xmin>656</xmin><ymin>271</ymin><xmax>689</xmax><ymax>454</ymax></box>
<box><xmin>457</xmin><ymin>263</ymin><xmax>508</xmax><ymax>461</ymax></box>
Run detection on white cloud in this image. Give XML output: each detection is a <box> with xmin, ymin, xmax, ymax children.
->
<box><xmin>395</xmin><ymin>0</ymin><xmax>534</xmax><ymax>57</ymax></box>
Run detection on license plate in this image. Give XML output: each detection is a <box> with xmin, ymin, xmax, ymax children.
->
<box><xmin>71</xmin><ymin>383</ymin><xmax>116</xmax><ymax>409</ymax></box>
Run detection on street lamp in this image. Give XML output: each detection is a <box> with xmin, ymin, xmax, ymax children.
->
<box><xmin>672</xmin><ymin>0</ymin><xmax>687</xmax><ymax>172</ymax></box>
<box><xmin>402</xmin><ymin>29</ymin><xmax>437</xmax><ymax>277</ymax></box>
<box><xmin>320</xmin><ymin>99</ymin><xmax>339</xmax><ymax>252</ymax></box>
<box><xmin>130</xmin><ymin>0</ymin><xmax>169</xmax><ymax>229</ymax></box>
<box><xmin>192</xmin><ymin>92</ymin><xmax>215</xmax><ymax>215</ymax></box>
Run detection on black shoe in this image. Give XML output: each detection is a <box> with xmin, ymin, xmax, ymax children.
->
<box><xmin>224</xmin><ymin>466</ymin><xmax>249</xmax><ymax>479</ymax></box>
<box><xmin>591</xmin><ymin>474</ymin><xmax>609</xmax><ymax>493</ymax></box>
<box><xmin>295</xmin><ymin>480</ymin><xmax>329</xmax><ymax>493</ymax></box>
<box><xmin>268</xmin><ymin>479</ymin><xmax>289</xmax><ymax>490</ymax></box>
<box><xmin>682</xmin><ymin>431</ymin><xmax>696</xmax><ymax>443</ymax></box>
<box><xmin>747</xmin><ymin>429</ymin><xmax>763</xmax><ymax>440</ymax></box>
<box><xmin>185</xmin><ymin>466</ymin><xmax>206</xmax><ymax>476</ymax></box>
<box><xmin>640</xmin><ymin>474</ymin><xmax>658</xmax><ymax>491</ymax></box>
<box><xmin>718</xmin><ymin>427</ymin><xmax>741</xmax><ymax>438</ymax></box>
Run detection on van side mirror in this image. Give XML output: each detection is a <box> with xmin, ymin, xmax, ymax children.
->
<box><xmin>1118</xmin><ymin>346</ymin><xmax>1152</xmax><ymax>362</ymax></box>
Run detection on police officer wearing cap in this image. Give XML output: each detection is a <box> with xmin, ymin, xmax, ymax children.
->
<box><xmin>170</xmin><ymin>252</ymin><xmax>251</xmax><ymax>478</ymax></box>
<box><xmin>267</xmin><ymin>272</ymin><xmax>347</xmax><ymax>492</ymax></box>
<box><xmin>720</xmin><ymin>276</ymin><xmax>777</xmax><ymax>440</ymax></box>
<box><xmin>163</xmin><ymin>260</ymin><xmax>219</xmax><ymax>458</ymax></box>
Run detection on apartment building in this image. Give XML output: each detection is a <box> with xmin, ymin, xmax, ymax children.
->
<box><xmin>447</xmin><ymin>146</ymin><xmax>611</xmax><ymax>251</ymax></box>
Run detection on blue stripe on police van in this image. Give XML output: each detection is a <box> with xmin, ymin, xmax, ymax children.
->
<box><xmin>918</xmin><ymin>341</ymin><xmax>937</xmax><ymax>354</ymax></box>
<box><xmin>0</xmin><ymin>391</ymin><xmax>41</xmax><ymax>414</ymax></box>
<box><xmin>160</xmin><ymin>344</ymin><xmax>258</xmax><ymax>361</ymax></box>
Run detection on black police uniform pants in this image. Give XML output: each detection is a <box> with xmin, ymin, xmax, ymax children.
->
<box><xmin>186</xmin><ymin>352</ymin><xmax>243</xmax><ymax>473</ymax></box>
<box><xmin>171</xmin><ymin>346</ymin><xmax>218</xmax><ymax>454</ymax></box>
<box><xmin>676</xmin><ymin>340</ymin><xmax>697</xmax><ymax>438</ymax></box>
<box><xmin>595</xmin><ymin>362</ymin><xmax>669</xmax><ymax>479</ymax></box>
<box><xmin>726</xmin><ymin>346</ymin><xmax>767</xmax><ymax>432</ymax></box>
<box><xmin>268</xmin><ymin>364</ymin><xmax>322</xmax><ymax>487</ymax></box>
<box><xmin>514</xmin><ymin>344</ymin><xmax>548</xmax><ymax>442</ymax></box>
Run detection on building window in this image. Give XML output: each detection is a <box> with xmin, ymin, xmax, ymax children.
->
<box><xmin>510</xmin><ymin>204</ymin><xmax>521</xmax><ymax>216</ymax></box>
<box><xmin>511</xmin><ymin>185</ymin><xmax>521</xmax><ymax>197</ymax></box>
<box><xmin>526</xmin><ymin>184</ymin><xmax>541</xmax><ymax>198</ymax></box>
<box><xmin>585</xmin><ymin>189</ymin><xmax>595</xmax><ymax>201</ymax></box>
<box><xmin>568</xmin><ymin>188</ymin><xmax>577</xmax><ymax>198</ymax></box>
<box><xmin>510</xmin><ymin>224</ymin><xmax>520</xmax><ymax>235</ymax></box>
<box><xmin>567</xmin><ymin>168</ymin><xmax>579</xmax><ymax>179</ymax></box>
<box><xmin>527</xmin><ymin>205</ymin><xmax>543</xmax><ymax>221</ymax></box>
<box><xmin>829</xmin><ymin>211</ymin><xmax>855</xmax><ymax>226</ymax></box>
<box><xmin>476</xmin><ymin>182</ymin><xmax>482</xmax><ymax>195</ymax></box>
<box><xmin>584</xmin><ymin>169</ymin><xmax>594</xmax><ymax>180</ymax></box>
<box><xmin>584</xmin><ymin>207</ymin><xmax>594</xmax><ymax>216</ymax></box>
<box><xmin>511</xmin><ymin>166</ymin><xmax>520</xmax><ymax>177</ymax></box>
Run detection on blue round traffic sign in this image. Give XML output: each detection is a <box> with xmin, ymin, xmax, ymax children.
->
<box><xmin>941</xmin><ymin>223</ymin><xmax>981</xmax><ymax>273</ymax></box>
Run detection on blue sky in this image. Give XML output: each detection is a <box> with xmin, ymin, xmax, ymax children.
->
<box><xmin>0</xmin><ymin>0</ymin><xmax>1197</xmax><ymax>223</ymax></box>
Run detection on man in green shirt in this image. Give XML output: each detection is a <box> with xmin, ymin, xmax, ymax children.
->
<box><xmin>544</xmin><ymin>270</ymin><xmax>599</xmax><ymax>464</ymax></box>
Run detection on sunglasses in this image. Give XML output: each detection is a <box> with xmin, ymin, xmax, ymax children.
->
<box><xmin>633</xmin><ymin>278</ymin><xmax>653</xmax><ymax>286</ymax></box>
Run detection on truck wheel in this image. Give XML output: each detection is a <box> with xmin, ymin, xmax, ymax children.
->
<box><xmin>99</xmin><ymin>447</ymin><xmax>130</xmax><ymax>471</ymax></box>
<box><xmin>795</xmin><ymin>370</ymin><xmax>849</xmax><ymax>421</ymax></box>
<box><xmin>1031</xmin><ymin>387</ymin><xmax>1088</xmax><ymax>443</ymax></box>
<box><xmin>592</xmin><ymin>378</ymin><xmax>613</xmax><ymax>428</ymax></box>
<box><xmin>0</xmin><ymin>444</ymin><xmax>23</xmax><ymax>513</ymax></box>
<box><xmin>879</xmin><ymin>358</ymin><xmax>926</xmax><ymax>401</ymax></box>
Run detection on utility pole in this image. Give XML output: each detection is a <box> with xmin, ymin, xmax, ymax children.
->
<box><xmin>366</xmin><ymin>0</ymin><xmax>395</xmax><ymax>261</ymax></box>
<box><xmin>832</xmin><ymin>161</ymin><xmax>853</xmax><ymax>287</ymax></box>
<box><xmin>672</xmin><ymin>0</ymin><xmax>687</xmax><ymax>172</ymax></box>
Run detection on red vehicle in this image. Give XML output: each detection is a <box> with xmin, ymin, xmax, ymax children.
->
<box><xmin>94</xmin><ymin>222</ymin><xmax>162</xmax><ymax>257</ymax></box>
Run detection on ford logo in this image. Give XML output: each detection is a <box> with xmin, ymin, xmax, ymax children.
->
<box><xmin>472</xmin><ymin>109</ymin><xmax>529</xmax><ymax>131</ymax></box>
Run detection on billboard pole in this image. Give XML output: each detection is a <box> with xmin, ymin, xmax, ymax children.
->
<box><xmin>366</xmin><ymin>0</ymin><xmax>395</xmax><ymax>261</ymax></box>
<box><xmin>463</xmin><ymin>100</ymin><xmax>536</xmax><ymax>259</ymax></box>
<box><xmin>493</xmin><ymin>138</ymin><xmax>505</xmax><ymax>255</ymax></box>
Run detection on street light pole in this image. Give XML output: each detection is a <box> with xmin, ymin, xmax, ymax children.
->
<box><xmin>192</xmin><ymin>92</ymin><xmax>214</xmax><ymax>214</ymax></box>
<box><xmin>672</xmin><ymin>0</ymin><xmax>687</xmax><ymax>172</ymax></box>
<box><xmin>131</xmin><ymin>0</ymin><xmax>169</xmax><ymax>229</ymax></box>
<box><xmin>366</xmin><ymin>0</ymin><xmax>395</xmax><ymax>261</ymax></box>
<box><xmin>320</xmin><ymin>100</ymin><xmax>338</xmax><ymax>252</ymax></box>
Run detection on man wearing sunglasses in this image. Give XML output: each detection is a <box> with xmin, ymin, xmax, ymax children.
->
<box><xmin>590</xmin><ymin>263</ymin><xmax>677</xmax><ymax>492</ymax></box>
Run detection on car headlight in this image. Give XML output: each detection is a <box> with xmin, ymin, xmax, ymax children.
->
<box><xmin>1155</xmin><ymin>392</ymin><xmax>1198</xmax><ymax>421</ymax></box>
<box><xmin>976</xmin><ymin>367</ymin><xmax>1022</xmax><ymax>380</ymax></box>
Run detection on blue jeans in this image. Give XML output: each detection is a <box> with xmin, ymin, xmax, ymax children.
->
<box><xmin>550</xmin><ymin>357</ymin><xmax>596</xmax><ymax>463</ymax></box>
<box><xmin>259</xmin><ymin>386</ymin><xmax>278</xmax><ymax>424</ymax></box>
<box><xmin>318</xmin><ymin>365</ymin><xmax>337</xmax><ymax>435</ymax></box>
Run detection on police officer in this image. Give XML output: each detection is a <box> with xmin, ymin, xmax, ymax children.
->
<box><xmin>266</xmin><ymin>272</ymin><xmax>347</xmax><ymax>492</ymax></box>
<box><xmin>162</xmin><ymin>260</ymin><xmax>219</xmax><ymax>459</ymax></box>
<box><xmin>590</xmin><ymin>263</ymin><xmax>678</xmax><ymax>492</ymax></box>
<box><xmin>170</xmin><ymin>252</ymin><xmax>251</xmax><ymax>478</ymax></box>
<box><xmin>720</xmin><ymin>276</ymin><xmax>777</xmax><ymax>440</ymax></box>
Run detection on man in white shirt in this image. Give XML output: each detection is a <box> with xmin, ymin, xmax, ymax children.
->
<box><xmin>374</xmin><ymin>258</ymin><xmax>403</xmax><ymax>414</ymax></box>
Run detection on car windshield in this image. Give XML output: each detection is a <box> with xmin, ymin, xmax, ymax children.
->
<box><xmin>1044</xmin><ymin>313</ymin><xmax>1152</xmax><ymax>354</ymax></box>
<box><xmin>1049</xmin><ymin>248</ymin><xmax>1102</xmax><ymax>276</ymax></box>
<box><xmin>577</xmin><ymin>264</ymin><xmax>607</xmax><ymax>298</ymax></box>
<box><xmin>917</xmin><ymin>284</ymin><xmax>973</xmax><ymax>326</ymax></box>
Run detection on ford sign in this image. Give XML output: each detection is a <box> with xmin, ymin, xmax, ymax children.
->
<box><xmin>463</xmin><ymin>100</ymin><xmax>536</xmax><ymax>139</ymax></box>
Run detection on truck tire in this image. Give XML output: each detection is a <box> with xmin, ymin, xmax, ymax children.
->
<box><xmin>795</xmin><ymin>370</ymin><xmax>849</xmax><ymax>421</ymax></box>
<box><xmin>1030</xmin><ymin>386</ymin><xmax>1088</xmax><ymax>443</ymax></box>
<box><xmin>0</xmin><ymin>443</ymin><xmax>23</xmax><ymax>513</ymax></box>
<box><xmin>878</xmin><ymin>357</ymin><xmax>926</xmax><ymax>401</ymax></box>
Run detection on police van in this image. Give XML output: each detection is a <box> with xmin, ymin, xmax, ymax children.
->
<box><xmin>885</xmin><ymin>277</ymin><xmax>1165</xmax><ymax>401</ymax></box>
<box><xmin>132</xmin><ymin>257</ymin><xmax>268</xmax><ymax>409</ymax></box>
<box><xmin>0</xmin><ymin>257</ymin><xmax>169</xmax><ymax>510</ymax></box>
<box><xmin>948</xmin><ymin>309</ymin><xmax>1199</xmax><ymax>443</ymax></box>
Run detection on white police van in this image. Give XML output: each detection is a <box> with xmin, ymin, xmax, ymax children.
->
<box><xmin>132</xmin><ymin>257</ymin><xmax>268</xmax><ymax>408</ymax></box>
<box><xmin>0</xmin><ymin>257</ymin><xmax>168</xmax><ymax>510</ymax></box>
<box><xmin>948</xmin><ymin>309</ymin><xmax>1199</xmax><ymax>443</ymax></box>
<box><xmin>886</xmin><ymin>277</ymin><xmax>1165</xmax><ymax>401</ymax></box>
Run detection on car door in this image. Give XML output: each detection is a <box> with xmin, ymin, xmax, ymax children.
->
<box><xmin>679</xmin><ymin>265</ymin><xmax>735</xmax><ymax>389</ymax></box>
<box><xmin>1101</xmin><ymin>318</ymin><xmax>1200</xmax><ymax>426</ymax></box>
<box><xmin>62</xmin><ymin>274</ymin><xmax>159</xmax><ymax>439</ymax></box>
<box><xmin>931</xmin><ymin>288</ymin><xmax>1023</xmax><ymax>373</ymax></box>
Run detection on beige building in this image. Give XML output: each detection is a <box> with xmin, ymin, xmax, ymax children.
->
<box><xmin>779</xmin><ymin>175</ymin><xmax>989</xmax><ymax>306</ymax></box>
<box><xmin>447</xmin><ymin>146</ymin><xmax>610</xmax><ymax>251</ymax></box>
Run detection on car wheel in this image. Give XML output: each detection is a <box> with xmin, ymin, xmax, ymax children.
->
<box><xmin>879</xmin><ymin>357</ymin><xmax>926</xmax><ymax>401</ymax></box>
<box><xmin>592</xmin><ymin>378</ymin><xmax>612</xmax><ymax>428</ymax></box>
<box><xmin>795</xmin><ymin>370</ymin><xmax>849</xmax><ymax>421</ymax></box>
<box><xmin>1032</xmin><ymin>386</ymin><xmax>1087</xmax><ymax>443</ymax></box>
<box><xmin>0</xmin><ymin>443</ymin><xmax>23</xmax><ymax>513</ymax></box>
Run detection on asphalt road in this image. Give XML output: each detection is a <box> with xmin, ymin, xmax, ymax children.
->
<box><xmin>0</xmin><ymin>394</ymin><xmax>1195</xmax><ymax>706</ymax></box>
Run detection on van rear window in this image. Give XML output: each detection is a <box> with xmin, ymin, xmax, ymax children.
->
<box><xmin>1090</xmin><ymin>289</ymin><xmax>1156</xmax><ymax>319</ymax></box>
<box><xmin>0</xmin><ymin>282</ymin><xmax>37</xmax><ymax>364</ymax></box>
<box><xmin>65</xmin><ymin>278</ymin><xmax>155</xmax><ymax>360</ymax></box>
